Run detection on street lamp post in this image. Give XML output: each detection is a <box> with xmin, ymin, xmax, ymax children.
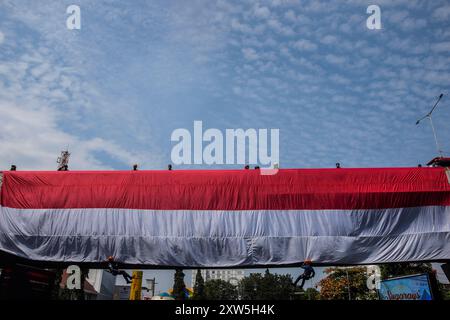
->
<box><xmin>143</xmin><ymin>278</ymin><xmax>156</xmax><ymax>298</ymax></box>
<box><xmin>345</xmin><ymin>270</ymin><xmax>351</xmax><ymax>300</ymax></box>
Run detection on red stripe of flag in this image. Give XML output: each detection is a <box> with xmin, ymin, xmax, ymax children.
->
<box><xmin>1</xmin><ymin>168</ymin><xmax>450</xmax><ymax>210</ymax></box>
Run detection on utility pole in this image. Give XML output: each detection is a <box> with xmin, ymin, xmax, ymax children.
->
<box><xmin>145</xmin><ymin>278</ymin><xmax>156</xmax><ymax>298</ymax></box>
<box><xmin>346</xmin><ymin>269</ymin><xmax>351</xmax><ymax>300</ymax></box>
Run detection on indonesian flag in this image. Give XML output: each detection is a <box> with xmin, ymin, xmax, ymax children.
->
<box><xmin>1</xmin><ymin>168</ymin><xmax>450</xmax><ymax>267</ymax></box>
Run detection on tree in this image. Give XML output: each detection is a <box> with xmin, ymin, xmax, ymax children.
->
<box><xmin>51</xmin><ymin>269</ymin><xmax>64</xmax><ymax>300</ymax></box>
<box><xmin>318</xmin><ymin>267</ymin><xmax>377</xmax><ymax>300</ymax></box>
<box><xmin>58</xmin><ymin>267</ymin><xmax>89</xmax><ymax>300</ymax></box>
<box><xmin>380</xmin><ymin>263</ymin><xmax>432</xmax><ymax>279</ymax></box>
<box><xmin>304</xmin><ymin>287</ymin><xmax>321</xmax><ymax>300</ymax></box>
<box><xmin>204</xmin><ymin>279</ymin><xmax>238</xmax><ymax>300</ymax></box>
<box><xmin>59</xmin><ymin>267</ymin><xmax>89</xmax><ymax>300</ymax></box>
<box><xmin>173</xmin><ymin>269</ymin><xmax>186</xmax><ymax>300</ymax></box>
<box><xmin>439</xmin><ymin>284</ymin><xmax>450</xmax><ymax>300</ymax></box>
<box><xmin>238</xmin><ymin>269</ymin><xmax>294</xmax><ymax>300</ymax></box>
<box><xmin>192</xmin><ymin>269</ymin><xmax>206</xmax><ymax>300</ymax></box>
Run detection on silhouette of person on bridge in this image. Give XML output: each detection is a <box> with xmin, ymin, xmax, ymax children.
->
<box><xmin>293</xmin><ymin>260</ymin><xmax>315</xmax><ymax>290</ymax></box>
<box><xmin>106</xmin><ymin>256</ymin><xmax>134</xmax><ymax>284</ymax></box>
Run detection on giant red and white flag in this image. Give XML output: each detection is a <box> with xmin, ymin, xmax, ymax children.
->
<box><xmin>1</xmin><ymin>168</ymin><xmax>450</xmax><ymax>267</ymax></box>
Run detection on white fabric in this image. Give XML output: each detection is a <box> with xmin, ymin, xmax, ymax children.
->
<box><xmin>1</xmin><ymin>205</ymin><xmax>450</xmax><ymax>266</ymax></box>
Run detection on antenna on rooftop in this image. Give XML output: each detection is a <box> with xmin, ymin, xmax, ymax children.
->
<box><xmin>416</xmin><ymin>93</ymin><xmax>445</xmax><ymax>157</ymax></box>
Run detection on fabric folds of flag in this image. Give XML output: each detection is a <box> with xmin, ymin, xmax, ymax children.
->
<box><xmin>0</xmin><ymin>168</ymin><xmax>450</xmax><ymax>267</ymax></box>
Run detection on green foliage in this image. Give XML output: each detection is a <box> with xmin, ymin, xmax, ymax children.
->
<box><xmin>318</xmin><ymin>267</ymin><xmax>377</xmax><ymax>300</ymax></box>
<box><xmin>51</xmin><ymin>269</ymin><xmax>64</xmax><ymax>300</ymax></box>
<box><xmin>192</xmin><ymin>269</ymin><xmax>206</xmax><ymax>300</ymax></box>
<box><xmin>57</xmin><ymin>267</ymin><xmax>89</xmax><ymax>300</ymax></box>
<box><xmin>238</xmin><ymin>269</ymin><xmax>294</xmax><ymax>300</ymax></box>
<box><xmin>304</xmin><ymin>287</ymin><xmax>321</xmax><ymax>300</ymax></box>
<box><xmin>439</xmin><ymin>284</ymin><xmax>450</xmax><ymax>300</ymax></box>
<box><xmin>380</xmin><ymin>263</ymin><xmax>432</xmax><ymax>279</ymax></box>
<box><xmin>290</xmin><ymin>287</ymin><xmax>321</xmax><ymax>300</ymax></box>
<box><xmin>173</xmin><ymin>269</ymin><xmax>187</xmax><ymax>300</ymax></box>
<box><xmin>204</xmin><ymin>279</ymin><xmax>238</xmax><ymax>300</ymax></box>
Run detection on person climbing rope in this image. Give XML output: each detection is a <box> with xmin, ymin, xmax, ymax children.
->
<box><xmin>293</xmin><ymin>260</ymin><xmax>315</xmax><ymax>290</ymax></box>
<box><xmin>106</xmin><ymin>256</ymin><xmax>134</xmax><ymax>284</ymax></box>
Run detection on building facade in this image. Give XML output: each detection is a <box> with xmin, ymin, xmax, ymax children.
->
<box><xmin>192</xmin><ymin>269</ymin><xmax>245</xmax><ymax>287</ymax></box>
<box><xmin>86</xmin><ymin>269</ymin><xmax>116</xmax><ymax>300</ymax></box>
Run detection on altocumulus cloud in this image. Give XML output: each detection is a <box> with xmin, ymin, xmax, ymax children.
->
<box><xmin>0</xmin><ymin>0</ymin><xmax>449</xmax><ymax>171</ymax></box>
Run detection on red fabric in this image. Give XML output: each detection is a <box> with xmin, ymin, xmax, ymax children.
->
<box><xmin>1</xmin><ymin>168</ymin><xmax>450</xmax><ymax>210</ymax></box>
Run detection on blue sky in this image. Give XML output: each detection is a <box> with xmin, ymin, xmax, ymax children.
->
<box><xmin>116</xmin><ymin>268</ymin><xmax>320</xmax><ymax>295</ymax></box>
<box><xmin>1</xmin><ymin>0</ymin><xmax>450</xmax><ymax>292</ymax></box>
<box><xmin>1</xmin><ymin>0</ymin><xmax>450</xmax><ymax>170</ymax></box>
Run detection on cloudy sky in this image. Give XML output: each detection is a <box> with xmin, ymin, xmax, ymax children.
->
<box><xmin>1</xmin><ymin>0</ymin><xmax>449</xmax><ymax>171</ymax></box>
<box><xmin>1</xmin><ymin>0</ymin><xmax>450</xmax><ymax>291</ymax></box>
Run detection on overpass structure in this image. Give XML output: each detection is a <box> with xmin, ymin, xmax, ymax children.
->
<box><xmin>0</xmin><ymin>167</ymin><xmax>450</xmax><ymax>268</ymax></box>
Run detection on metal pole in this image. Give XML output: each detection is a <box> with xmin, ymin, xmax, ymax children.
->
<box><xmin>428</xmin><ymin>115</ymin><xmax>443</xmax><ymax>157</ymax></box>
<box><xmin>346</xmin><ymin>269</ymin><xmax>351</xmax><ymax>300</ymax></box>
<box><xmin>151</xmin><ymin>278</ymin><xmax>156</xmax><ymax>297</ymax></box>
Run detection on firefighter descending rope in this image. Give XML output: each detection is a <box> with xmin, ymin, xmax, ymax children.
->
<box><xmin>106</xmin><ymin>256</ymin><xmax>134</xmax><ymax>284</ymax></box>
<box><xmin>293</xmin><ymin>260</ymin><xmax>315</xmax><ymax>290</ymax></box>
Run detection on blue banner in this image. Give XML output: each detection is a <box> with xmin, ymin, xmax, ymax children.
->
<box><xmin>379</xmin><ymin>273</ymin><xmax>432</xmax><ymax>300</ymax></box>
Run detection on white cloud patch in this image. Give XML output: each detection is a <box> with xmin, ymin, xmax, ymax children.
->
<box><xmin>325</xmin><ymin>54</ymin><xmax>346</xmax><ymax>65</ymax></box>
<box><xmin>0</xmin><ymin>25</ymin><xmax>152</xmax><ymax>170</ymax></box>
<box><xmin>284</xmin><ymin>10</ymin><xmax>297</xmax><ymax>22</ymax></box>
<box><xmin>242</xmin><ymin>47</ymin><xmax>259</xmax><ymax>60</ymax></box>
<box><xmin>267</xmin><ymin>18</ymin><xmax>295</xmax><ymax>36</ymax></box>
<box><xmin>320</xmin><ymin>35</ymin><xmax>337</xmax><ymax>45</ymax></box>
<box><xmin>0</xmin><ymin>100</ymin><xmax>139</xmax><ymax>170</ymax></box>
<box><xmin>386</xmin><ymin>9</ymin><xmax>427</xmax><ymax>30</ymax></box>
<box><xmin>291</xmin><ymin>39</ymin><xmax>317</xmax><ymax>51</ymax></box>
<box><xmin>432</xmin><ymin>4</ymin><xmax>450</xmax><ymax>21</ymax></box>
<box><xmin>231</xmin><ymin>18</ymin><xmax>264</xmax><ymax>35</ymax></box>
<box><xmin>253</xmin><ymin>5</ymin><xmax>270</xmax><ymax>19</ymax></box>
<box><xmin>0</xmin><ymin>31</ymin><xmax>4</xmax><ymax>44</ymax></box>
<box><xmin>431</xmin><ymin>42</ymin><xmax>450</xmax><ymax>53</ymax></box>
